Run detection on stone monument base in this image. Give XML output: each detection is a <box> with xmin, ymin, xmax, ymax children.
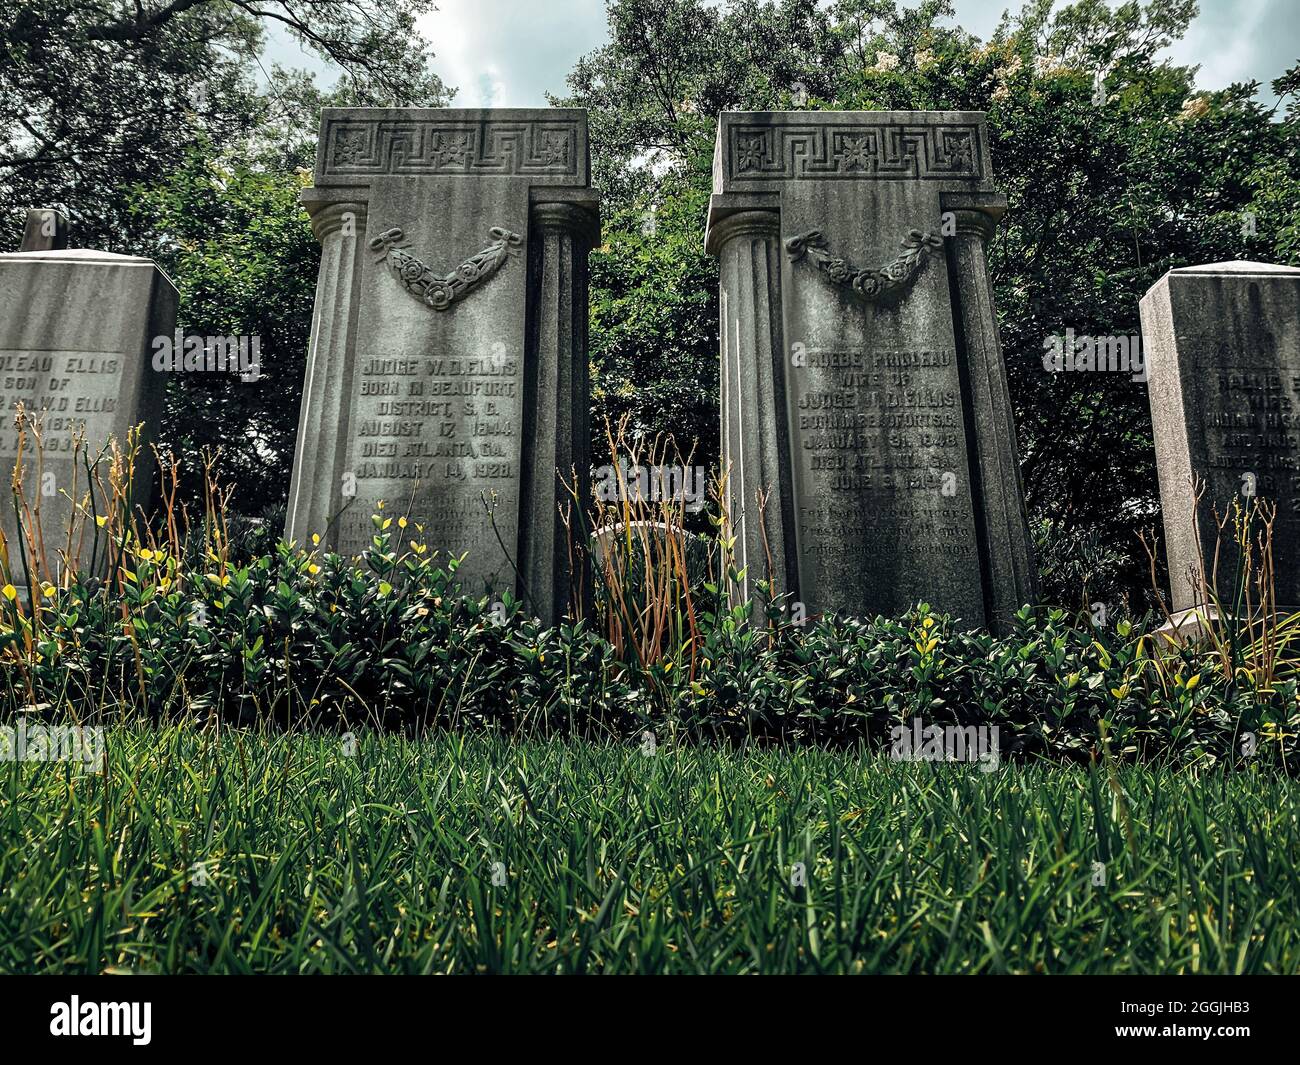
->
<box><xmin>1152</xmin><ymin>604</ymin><xmax>1300</xmax><ymax>645</ymax></box>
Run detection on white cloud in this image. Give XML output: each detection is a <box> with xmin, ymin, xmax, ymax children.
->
<box><xmin>1170</xmin><ymin>0</ymin><xmax>1286</xmax><ymax>98</ymax></box>
<box><xmin>419</xmin><ymin>0</ymin><xmax>608</xmax><ymax>107</ymax></box>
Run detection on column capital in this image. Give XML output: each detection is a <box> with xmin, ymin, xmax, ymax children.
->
<box><xmin>949</xmin><ymin>208</ymin><xmax>998</xmax><ymax>242</ymax></box>
<box><xmin>530</xmin><ymin>201</ymin><xmax>600</xmax><ymax>243</ymax></box>
<box><xmin>706</xmin><ymin>209</ymin><xmax>781</xmax><ymax>253</ymax></box>
<box><xmin>303</xmin><ymin>200</ymin><xmax>367</xmax><ymax>243</ymax></box>
<box><xmin>940</xmin><ymin>191</ymin><xmax>1007</xmax><ymax>244</ymax></box>
<box><xmin>299</xmin><ymin>188</ymin><xmax>369</xmax><ymax>243</ymax></box>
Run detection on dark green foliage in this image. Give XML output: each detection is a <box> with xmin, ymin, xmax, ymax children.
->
<box><xmin>590</xmin><ymin>172</ymin><xmax>720</xmax><ymax>462</ymax></box>
<box><xmin>0</xmin><ymin>0</ymin><xmax>448</xmax><ymax>251</ymax></box>
<box><xmin>136</xmin><ymin>153</ymin><xmax>320</xmax><ymax>513</ymax></box>
<box><xmin>4</xmin><ymin>530</ymin><xmax>1293</xmax><ymax>769</ymax></box>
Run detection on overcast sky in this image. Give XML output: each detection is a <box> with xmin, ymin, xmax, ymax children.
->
<box><xmin>272</xmin><ymin>1</ymin><xmax>1296</xmax><ymax>108</ymax></box>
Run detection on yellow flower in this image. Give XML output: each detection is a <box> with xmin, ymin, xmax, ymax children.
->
<box><xmin>40</xmin><ymin>583</ymin><xmax>55</xmax><ymax>598</ymax></box>
<box><xmin>312</xmin><ymin>533</ymin><xmax>321</xmax><ymax>546</ymax></box>
<box><xmin>138</xmin><ymin>548</ymin><xmax>154</xmax><ymax>561</ymax></box>
<box><xmin>2</xmin><ymin>584</ymin><xmax>16</xmax><ymax>601</ymax></box>
<box><xmin>308</xmin><ymin>563</ymin><xmax>321</xmax><ymax>576</ymax></box>
<box><xmin>377</xmin><ymin>500</ymin><xmax>385</xmax><ymax>510</ymax></box>
<box><xmin>398</xmin><ymin>516</ymin><xmax>408</xmax><ymax>529</ymax></box>
<box><xmin>95</xmin><ymin>515</ymin><xmax>108</xmax><ymax>528</ymax></box>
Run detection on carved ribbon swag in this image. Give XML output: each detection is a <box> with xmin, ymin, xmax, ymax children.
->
<box><xmin>784</xmin><ymin>227</ymin><xmax>944</xmax><ymax>301</ymax></box>
<box><xmin>369</xmin><ymin>226</ymin><xmax>523</xmax><ymax>310</ymax></box>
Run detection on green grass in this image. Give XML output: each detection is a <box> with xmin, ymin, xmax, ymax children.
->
<box><xmin>2</xmin><ymin>726</ymin><xmax>1298</xmax><ymax>973</ymax></box>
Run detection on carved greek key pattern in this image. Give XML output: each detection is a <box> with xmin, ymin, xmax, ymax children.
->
<box><xmin>785</xmin><ymin>228</ymin><xmax>944</xmax><ymax>302</ymax></box>
<box><xmin>369</xmin><ymin>226</ymin><xmax>523</xmax><ymax>310</ymax></box>
<box><xmin>728</xmin><ymin>123</ymin><xmax>982</xmax><ymax>181</ymax></box>
<box><xmin>324</xmin><ymin>119</ymin><xmax>581</xmax><ymax>177</ymax></box>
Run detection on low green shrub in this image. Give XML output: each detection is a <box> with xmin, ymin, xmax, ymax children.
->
<box><xmin>2</xmin><ymin>515</ymin><xmax>1295</xmax><ymax>768</ymax></box>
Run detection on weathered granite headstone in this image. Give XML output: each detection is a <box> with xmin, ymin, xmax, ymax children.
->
<box><xmin>287</xmin><ymin>109</ymin><xmax>599</xmax><ymax>623</ymax></box>
<box><xmin>705</xmin><ymin>111</ymin><xmax>1036</xmax><ymax>630</ymax></box>
<box><xmin>1140</xmin><ymin>261</ymin><xmax>1300</xmax><ymax>622</ymax></box>
<box><xmin>0</xmin><ymin>233</ymin><xmax>176</xmax><ymax>577</ymax></box>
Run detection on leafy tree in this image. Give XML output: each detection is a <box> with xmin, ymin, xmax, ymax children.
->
<box><xmin>135</xmin><ymin>146</ymin><xmax>317</xmax><ymax>522</ymax></box>
<box><xmin>589</xmin><ymin>167</ymin><xmax>719</xmax><ymax>465</ymax></box>
<box><xmin>1</xmin><ymin>0</ymin><xmax>448</xmax><ymax>250</ymax></box>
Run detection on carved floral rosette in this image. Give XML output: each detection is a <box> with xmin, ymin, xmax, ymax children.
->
<box><xmin>369</xmin><ymin>225</ymin><xmax>524</xmax><ymax>310</ymax></box>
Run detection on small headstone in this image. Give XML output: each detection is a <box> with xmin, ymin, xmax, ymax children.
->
<box><xmin>1140</xmin><ymin>261</ymin><xmax>1300</xmax><ymax>623</ymax></box>
<box><xmin>286</xmin><ymin>109</ymin><xmax>600</xmax><ymax>623</ymax></box>
<box><xmin>20</xmin><ymin>208</ymin><xmax>70</xmax><ymax>252</ymax></box>
<box><xmin>705</xmin><ymin>111</ymin><xmax>1036</xmax><ymax>629</ymax></box>
<box><xmin>0</xmin><ymin>248</ymin><xmax>176</xmax><ymax>579</ymax></box>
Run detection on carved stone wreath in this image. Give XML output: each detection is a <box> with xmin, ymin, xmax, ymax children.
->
<box><xmin>784</xmin><ymin>227</ymin><xmax>944</xmax><ymax>301</ymax></box>
<box><xmin>369</xmin><ymin>226</ymin><xmax>523</xmax><ymax>310</ymax></box>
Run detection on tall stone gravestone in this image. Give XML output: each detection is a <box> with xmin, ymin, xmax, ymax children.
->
<box><xmin>0</xmin><ymin>219</ymin><xmax>175</xmax><ymax>582</ymax></box>
<box><xmin>705</xmin><ymin>111</ymin><xmax>1036</xmax><ymax>630</ymax></box>
<box><xmin>1140</xmin><ymin>262</ymin><xmax>1300</xmax><ymax>622</ymax></box>
<box><xmin>287</xmin><ymin>109</ymin><xmax>599</xmax><ymax>623</ymax></box>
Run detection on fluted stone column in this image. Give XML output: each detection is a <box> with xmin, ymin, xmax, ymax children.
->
<box><xmin>287</xmin><ymin>196</ymin><xmax>367</xmax><ymax>547</ymax></box>
<box><xmin>707</xmin><ymin>208</ymin><xmax>795</xmax><ymax>605</ymax></box>
<box><xmin>944</xmin><ymin>201</ymin><xmax>1038</xmax><ymax>627</ymax></box>
<box><xmin>523</xmin><ymin>198</ymin><xmax>599</xmax><ymax>620</ymax></box>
